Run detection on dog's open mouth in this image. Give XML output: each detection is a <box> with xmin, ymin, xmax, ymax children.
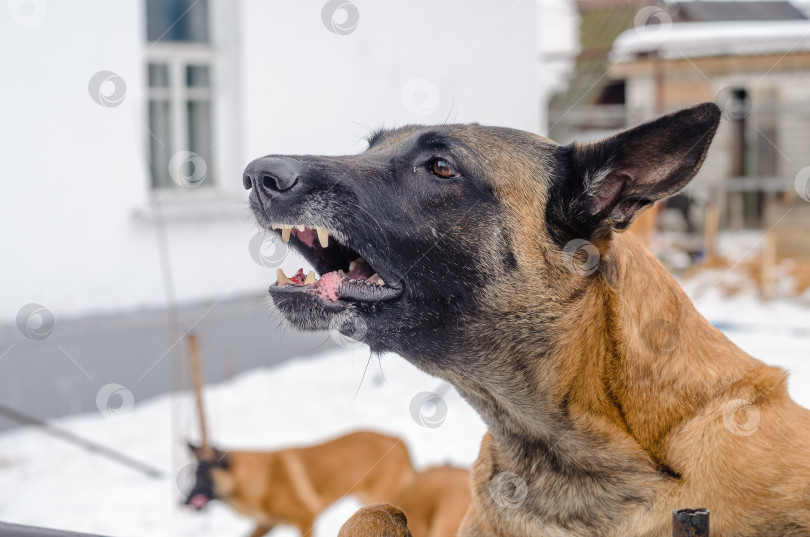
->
<box><xmin>187</xmin><ymin>493</ymin><xmax>210</xmax><ymax>510</ymax></box>
<box><xmin>268</xmin><ymin>224</ymin><xmax>404</xmax><ymax>304</ymax></box>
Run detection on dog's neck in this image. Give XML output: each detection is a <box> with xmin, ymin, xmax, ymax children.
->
<box><xmin>447</xmin><ymin>232</ymin><xmax>771</xmax><ymax>474</ymax></box>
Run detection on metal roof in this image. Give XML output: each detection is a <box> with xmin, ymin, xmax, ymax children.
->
<box><xmin>672</xmin><ymin>1</ymin><xmax>807</xmax><ymax>22</ymax></box>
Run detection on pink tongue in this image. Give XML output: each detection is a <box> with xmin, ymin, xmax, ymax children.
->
<box><xmin>189</xmin><ymin>494</ymin><xmax>209</xmax><ymax>510</ymax></box>
<box><xmin>314</xmin><ymin>271</ymin><xmax>342</xmax><ymax>301</ymax></box>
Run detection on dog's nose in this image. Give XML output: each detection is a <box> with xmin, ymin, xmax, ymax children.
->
<box><xmin>243</xmin><ymin>157</ymin><xmax>302</xmax><ymax>193</ymax></box>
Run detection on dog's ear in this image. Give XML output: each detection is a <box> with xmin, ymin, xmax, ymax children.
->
<box><xmin>187</xmin><ymin>441</ymin><xmax>204</xmax><ymax>460</ymax></box>
<box><xmin>187</xmin><ymin>442</ymin><xmax>229</xmax><ymax>467</ymax></box>
<box><xmin>213</xmin><ymin>448</ymin><xmax>231</xmax><ymax>470</ymax></box>
<box><xmin>549</xmin><ymin>103</ymin><xmax>720</xmax><ymax>239</ymax></box>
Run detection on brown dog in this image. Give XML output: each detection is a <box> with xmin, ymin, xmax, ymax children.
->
<box><xmin>245</xmin><ymin>103</ymin><xmax>810</xmax><ymax>536</ymax></box>
<box><xmin>185</xmin><ymin>431</ymin><xmax>415</xmax><ymax>536</ymax></box>
<box><xmin>395</xmin><ymin>466</ymin><xmax>472</xmax><ymax>537</ymax></box>
<box><xmin>339</xmin><ymin>467</ymin><xmax>470</xmax><ymax>537</ymax></box>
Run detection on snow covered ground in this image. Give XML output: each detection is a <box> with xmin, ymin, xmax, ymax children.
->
<box><xmin>0</xmin><ymin>346</ymin><xmax>487</xmax><ymax>536</ymax></box>
<box><xmin>1</xmin><ymin>280</ymin><xmax>809</xmax><ymax>536</ymax></box>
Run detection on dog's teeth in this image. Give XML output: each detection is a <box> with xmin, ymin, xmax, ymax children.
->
<box><xmin>377</xmin><ymin>279</ymin><xmax>385</xmax><ymax>286</ymax></box>
<box><xmin>276</xmin><ymin>269</ymin><xmax>291</xmax><ymax>285</ymax></box>
<box><xmin>304</xmin><ymin>271</ymin><xmax>316</xmax><ymax>285</ymax></box>
<box><xmin>296</xmin><ymin>225</ymin><xmax>306</xmax><ymax>231</ymax></box>
<box><xmin>317</xmin><ymin>227</ymin><xmax>329</xmax><ymax>247</ymax></box>
<box><xmin>281</xmin><ymin>228</ymin><xmax>291</xmax><ymax>243</ymax></box>
<box><xmin>271</xmin><ymin>224</ymin><xmax>281</xmax><ymax>230</ymax></box>
<box><xmin>348</xmin><ymin>257</ymin><xmax>365</xmax><ymax>272</ymax></box>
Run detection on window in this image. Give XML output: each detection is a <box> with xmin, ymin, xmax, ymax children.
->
<box><xmin>146</xmin><ymin>0</ymin><xmax>214</xmax><ymax>189</ymax></box>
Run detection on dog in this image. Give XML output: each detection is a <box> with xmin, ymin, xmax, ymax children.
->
<box><xmin>394</xmin><ymin>466</ymin><xmax>472</xmax><ymax>537</ymax></box>
<box><xmin>244</xmin><ymin>103</ymin><xmax>810</xmax><ymax>536</ymax></box>
<box><xmin>184</xmin><ymin>431</ymin><xmax>415</xmax><ymax>537</ymax></box>
<box><xmin>340</xmin><ymin>465</ymin><xmax>471</xmax><ymax>537</ymax></box>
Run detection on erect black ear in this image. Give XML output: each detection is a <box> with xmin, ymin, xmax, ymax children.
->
<box><xmin>187</xmin><ymin>441</ymin><xmax>204</xmax><ymax>460</ymax></box>
<box><xmin>548</xmin><ymin>103</ymin><xmax>720</xmax><ymax>239</ymax></box>
<box><xmin>187</xmin><ymin>442</ymin><xmax>229</xmax><ymax>467</ymax></box>
<box><xmin>213</xmin><ymin>449</ymin><xmax>231</xmax><ymax>470</ymax></box>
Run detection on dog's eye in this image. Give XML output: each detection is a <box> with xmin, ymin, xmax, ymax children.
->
<box><xmin>429</xmin><ymin>158</ymin><xmax>460</xmax><ymax>179</ymax></box>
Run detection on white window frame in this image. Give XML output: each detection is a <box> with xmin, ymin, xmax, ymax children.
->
<box><xmin>146</xmin><ymin>43</ymin><xmax>216</xmax><ymax>191</ymax></box>
<box><xmin>138</xmin><ymin>0</ymin><xmax>245</xmax><ymax>222</ymax></box>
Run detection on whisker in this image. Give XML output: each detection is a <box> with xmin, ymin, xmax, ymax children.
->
<box><xmin>350</xmin><ymin>352</ymin><xmax>374</xmax><ymax>405</ymax></box>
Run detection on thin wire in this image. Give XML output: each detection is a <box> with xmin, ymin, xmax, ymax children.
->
<box><xmin>151</xmin><ymin>196</ymin><xmax>187</xmax><ymax>488</ymax></box>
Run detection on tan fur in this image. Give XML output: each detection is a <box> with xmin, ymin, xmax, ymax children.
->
<box><xmin>461</xmin><ymin>229</ymin><xmax>810</xmax><ymax>536</ymax></box>
<box><xmin>629</xmin><ymin>205</ymin><xmax>657</xmax><ymax>246</ymax></box>
<box><xmin>387</xmin><ymin>120</ymin><xmax>808</xmax><ymax>535</ymax></box>
<box><xmin>339</xmin><ymin>502</ymin><xmax>413</xmax><ymax>537</ymax></box>
<box><xmin>257</xmin><ymin>107</ymin><xmax>810</xmax><ymax>536</ymax></box>
<box><xmin>207</xmin><ymin>431</ymin><xmax>415</xmax><ymax>537</ymax></box>
<box><xmin>394</xmin><ymin>466</ymin><xmax>472</xmax><ymax>537</ymax></box>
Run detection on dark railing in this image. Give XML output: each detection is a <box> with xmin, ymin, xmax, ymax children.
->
<box><xmin>0</xmin><ymin>522</ymin><xmax>111</xmax><ymax>537</ymax></box>
<box><xmin>673</xmin><ymin>508</ymin><xmax>710</xmax><ymax>537</ymax></box>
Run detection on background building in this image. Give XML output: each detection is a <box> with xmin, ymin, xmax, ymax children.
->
<box><xmin>549</xmin><ymin>0</ymin><xmax>810</xmax><ymax>269</ymax></box>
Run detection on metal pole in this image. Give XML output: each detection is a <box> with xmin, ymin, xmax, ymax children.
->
<box><xmin>0</xmin><ymin>522</ymin><xmax>112</xmax><ymax>537</ymax></box>
<box><xmin>0</xmin><ymin>403</ymin><xmax>165</xmax><ymax>479</ymax></box>
<box><xmin>673</xmin><ymin>508</ymin><xmax>709</xmax><ymax>537</ymax></box>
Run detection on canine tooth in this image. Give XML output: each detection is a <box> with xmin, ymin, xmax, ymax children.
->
<box><xmin>276</xmin><ymin>269</ymin><xmax>291</xmax><ymax>285</ymax></box>
<box><xmin>377</xmin><ymin>279</ymin><xmax>385</xmax><ymax>286</ymax></box>
<box><xmin>317</xmin><ymin>227</ymin><xmax>329</xmax><ymax>247</ymax></box>
<box><xmin>281</xmin><ymin>227</ymin><xmax>291</xmax><ymax>243</ymax></box>
<box><xmin>304</xmin><ymin>271</ymin><xmax>316</xmax><ymax>285</ymax></box>
<box><xmin>296</xmin><ymin>225</ymin><xmax>306</xmax><ymax>231</ymax></box>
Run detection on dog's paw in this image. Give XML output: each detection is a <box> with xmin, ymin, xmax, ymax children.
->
<box><xmin>339</xmin><ymin>502</ymin><xmax>413</xmax><ymax>537</ymax></box>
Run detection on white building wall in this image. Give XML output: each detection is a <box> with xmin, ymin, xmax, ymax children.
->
<box><xmin>238</xmin><ymin>0</ymin><xmax>542</xmax><ymax>159</ymax></box>
<box><xmin>1</xmin><ymin>0</ymin><xmax>544</xmax><ymax>324</ymax></box>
